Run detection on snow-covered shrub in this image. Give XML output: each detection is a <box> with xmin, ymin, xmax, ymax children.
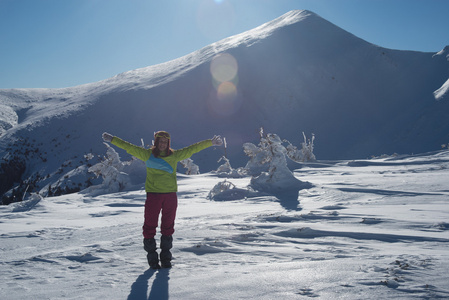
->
<box><xmin>84</xmin><ymin>153</ymin><xmax>95</xmax><ymax>161</ymax></box>
<box><xmin>119</xmin><ymin>156</ymin><xmax>147</xmax><ymax>183</ymax></box>
<box><xmin>243</xmin><ymin>128</ymin><xmax>274</xmax><ymax>176</ymax></box>
<box><xmin>244</xmin><ymin>128</ymin><xmax>316</xmax><ymax>175</ymax></box>
<box><xmin>180</xmin><ymin>158</ymin><xmax>199</xmax><ymax>175</ymax></box>
<box><xmin>216</xmin><ymin>156</ymin><xmax>232</xmax><ymax>174</ymax></box>
<box><xmin>215</xmin><ymin>156</ymin><xmax>246</xmax><ymax>178</ymax></box>
<box><xmin>285</xmin><ymin>132</ymin><xmax>316</xmax><ymax>162</ymax></box>
<box><xmin>45</xmin><ymin>165</ymin><xmax>99</xmax><ymax>197</ymax></box>
<box><xmin>84</xmin><ymin>143</ymin><xmax>135</xmax><ymax>195</ymax></box>
<box><xmin>243</xmin><ymin>128</ymin><xmax>312</xmax><ymax>197</ymax></box>
<box><xmin>207</xmin><ymin>180</ymin><xmax>248</xmax><ymax>201</ymax></box>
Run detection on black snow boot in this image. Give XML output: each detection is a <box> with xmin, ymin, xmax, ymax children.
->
<box><xmin>143</xmin><ymin>238</ymin><xmax>160</xmax><ymax>269</ymax></box>
<box><xmin>160</xmin><ymin>235</ymin><xmax>173</xmax><ymax>268</ymax></box>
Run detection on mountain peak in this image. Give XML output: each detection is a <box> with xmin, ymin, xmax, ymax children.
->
<box><xmin>267</xmin><ymin>9</ymin><xmax>316</xmax><ymax>24</ymax></box>
<box><xmin>435</xmin><ymin>45</ymin><xmax>449</xmax><ymax>59</ymax></box>
<box><xmin>238</xmin><ymin>9</ymin><xmax>321</xmax><ymax>39</ymax></box>
<box><xmin>97</xmin><ymin>10</ymin><xmax>326</xmax><ymax>93</ymax></box>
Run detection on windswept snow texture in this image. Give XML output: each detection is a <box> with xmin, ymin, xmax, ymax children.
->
<box><xmin>1</xmin><ymin>150</ymin><xmax>449</xmax><ymax>299</ymax></box>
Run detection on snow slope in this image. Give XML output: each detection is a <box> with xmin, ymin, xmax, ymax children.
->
<box><xmin>0</xmin><ymin>10</ymin><xmax>448</xmax><ymax>201</ymax></box>
<box><xmin>1</xmin><ymin>150</ymin><xmax>448</xmax><ymax>299</ymax></box>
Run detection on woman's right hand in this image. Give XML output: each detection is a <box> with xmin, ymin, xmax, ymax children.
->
<box><xmin>102</xmin><ymin>132</ymin><xmax>113</xmax><ymax>143</ymax></box>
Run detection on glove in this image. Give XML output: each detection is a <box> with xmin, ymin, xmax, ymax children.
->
<box><xmin>211</xmin><ymin>135</ymin><xmax>223</xmax><ymax>146</ymax></box>
<box><xmin>102</xmin><ymin>132</ymin><xmax>114</xmax><ymax>143</ymax></box>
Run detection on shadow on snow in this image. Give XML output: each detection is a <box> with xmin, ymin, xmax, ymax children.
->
<box><xmin>127</xmin><ymin>269</ymin><xmax>170</xmax><ymax>300</ymax></box>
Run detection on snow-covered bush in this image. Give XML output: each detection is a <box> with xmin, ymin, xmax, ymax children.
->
<box><xmin>216</xmin><ymin>156</ymin><xmax>232</xmax><ymax>174</ymax></box>
<box><xmin>84</xmin><ymin>143</ymin><xmax>137</xmax><ymax>195</ymax></box>
<box><xmin>215</xmin><ymin>156</ymin><xmax>246</xmax><ymax>178</ymax></box>
<box><xmin>243</xmin><ymin>128</ymin><xmax>312</xmax><ymax>197</ymax></box>
<box><xmin>45</xmin><ymin>165</ymin><xmax>99</xmax><ymax>197</ymax></box>
<box><xmin>285</xmin><ymin>132</ymin><xmax>316</xmax><ymax>162</ymax></box>
<box><xmin>243</xmin><ymin>130</ymin><xmax>272</xmax><ymax>176</ymax></box>
<box><xmin>244</xmin><ymin>128</ymin><xmax>316</xmax><ymax>175</ymax></box>
<box><xmin>207</xmin><ymin>179</ymin><xmax>249</xmax><ymax>201</ymax></box>
<box><xmin>180</xmin><ymin>158</ymin><xmax>200</xmax><ymax>175</ymax></box>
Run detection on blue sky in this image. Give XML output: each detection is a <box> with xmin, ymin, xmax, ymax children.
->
<box><xmin>1</xmin><ymin>0</ymin><xmax>448</xmax><ymax>89</ymax></box>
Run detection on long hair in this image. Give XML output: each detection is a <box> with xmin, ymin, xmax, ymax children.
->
<box><xmin>151</xmin><ymin>131</ymin><xmax>173</xmax><ymax>158</ymax></box>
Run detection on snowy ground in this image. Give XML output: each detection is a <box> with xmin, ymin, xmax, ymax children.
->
<box><xmin>1</xmin><ymin>150</ymin><xmax>449</xmax><ymax>299</ymax></box>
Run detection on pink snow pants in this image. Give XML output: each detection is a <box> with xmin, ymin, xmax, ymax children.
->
<box><xmin>143</xmin><ymin>192</ymin><xmax>178</xmax><ymax>239</ymax></box>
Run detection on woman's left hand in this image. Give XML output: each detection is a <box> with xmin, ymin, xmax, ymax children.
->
<box><xmin>211</xmin><ymin>135</ymin><xmax>223</xmax><ymax>146</ymax></box>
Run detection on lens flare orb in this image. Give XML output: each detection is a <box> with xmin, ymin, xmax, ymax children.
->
<box><xmin>210</xmin><ymin>53</ymin><xmax>238</xmax><ymax>83</ymax></box>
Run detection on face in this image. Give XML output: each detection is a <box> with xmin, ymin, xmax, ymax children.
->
<box><xmin>157</xmin><ymin>137</ymin><xmax>169</xmax><ymax>152</ymax></box>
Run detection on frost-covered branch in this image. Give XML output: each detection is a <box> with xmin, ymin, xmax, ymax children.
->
<box><xmin>180</xmin><ymin>158</ymin><xmax>200</xmax><ymax>175</ymax></box>
<box><xmin>285</xmin><ymin>132</ymin><xmax>316</xmax><ymax>162</ymax></box>
<box><xmin>215</xmin><ymin>156</ymin><xmax>246</xmax><ymax>178</ymax></box>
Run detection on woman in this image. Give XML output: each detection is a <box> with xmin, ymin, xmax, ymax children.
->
<box><xmin>102</xmin><ymin>131</ymin><xmax>222</xmax><ymax>269</ymax></box>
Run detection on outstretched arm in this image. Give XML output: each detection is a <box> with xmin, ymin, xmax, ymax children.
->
<box><xmin>173</xmin><ymin>135</ymin><xmax>223</xmax><ymax>162</ymax></box>
<box><xmin>101</xmin><ymin>132</ymin><xmax>149</xmax><ymax>161</ymax></box>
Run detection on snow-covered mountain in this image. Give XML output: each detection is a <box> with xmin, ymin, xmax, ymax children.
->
<box><xmin>1</xmin><ymin>10</ymin><xmax>448</xmax><ymax>201</ymax></box>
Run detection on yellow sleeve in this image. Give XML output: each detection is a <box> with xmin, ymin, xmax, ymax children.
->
<box><xmin>111</xmin><ymin>137</ymin><xmax>150</xmax><ymax>161</ymax></box>
<box><xmin>172</xmin><ymin>140</ymin><xmax>213</xmax><ymax>162</ymax></box>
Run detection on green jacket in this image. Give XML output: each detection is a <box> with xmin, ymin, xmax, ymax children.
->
<box><xmin>111</xmin><ymin>137</ymin><xmax>212</xmax><ymax>193</ymax></box>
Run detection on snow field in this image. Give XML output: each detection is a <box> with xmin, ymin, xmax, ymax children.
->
<box><xmin>1</xmin><ymin>151</ymin><xmax>449</xmax><ymax>299</ymax></box>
